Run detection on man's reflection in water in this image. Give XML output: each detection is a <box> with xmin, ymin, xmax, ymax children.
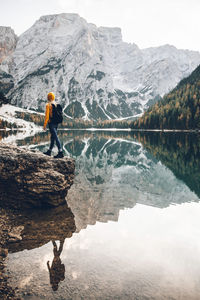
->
<box><xmin>47</xmin><ymin>239</ymin><xmax>65</xmax><ymax>291</ymax></box>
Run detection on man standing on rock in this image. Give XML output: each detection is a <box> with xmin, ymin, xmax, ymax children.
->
<box><xmin>43</xmin><ymin>92</ymin><xmax>64</xmax><ymax>158</ymax></box>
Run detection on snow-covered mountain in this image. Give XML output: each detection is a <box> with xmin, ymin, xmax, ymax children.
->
<box><xmin>0</xmin><ymin>13</ymin><xmax>200</xmax><ymax>120</ymax></box>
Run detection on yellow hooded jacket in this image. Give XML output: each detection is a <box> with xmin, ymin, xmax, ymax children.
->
<box><xmin>44</xmin><ymin>102</ymin><xmax>53</xmax><ymax>129</ymax></box>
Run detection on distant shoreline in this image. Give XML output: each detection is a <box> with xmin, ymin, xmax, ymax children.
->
<box><xmin>1</xmin><ymin>128</ymin><xmax>200</xmax><ymax>133</ymax></box>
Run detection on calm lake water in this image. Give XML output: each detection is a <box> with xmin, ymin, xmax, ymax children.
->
<box><xmin>2</xmin><ymin>130</ymin><xmax>200</xmax><ymax>300</ymax></box>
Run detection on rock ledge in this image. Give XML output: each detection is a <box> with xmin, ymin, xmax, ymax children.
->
<box><xmin>0</xmin><ymin>143</ymin><xmax>75</xmax><ymax>208</ymax></box>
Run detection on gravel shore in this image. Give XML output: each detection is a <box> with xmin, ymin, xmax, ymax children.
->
<box><xmin>0</xmin><ymin>208</ymin><xmax>20</xmax><ymax>300</ymax></box>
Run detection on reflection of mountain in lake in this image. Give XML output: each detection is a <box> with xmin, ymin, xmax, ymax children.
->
<box><xmin>133</xmin><ymin>131</ymin><xmax>200</xmax><ymax>199</ymax></box>
<box><xmin>3</xmin><ymin>130</ymin><xmax>199</xmax><ymax>233</ymax></box>
<box><xmin>4</xmin><ymin>130</ymin><xmax>200</xmax><ymax>300</ymax></box>
<box><xmin>60</xmin><ymin>131</ymin><xmax>199</xmax><ymax>232</ymax></box>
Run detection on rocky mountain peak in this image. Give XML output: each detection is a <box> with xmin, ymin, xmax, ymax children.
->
<box><xmin>98</xmin><ymin>26</ymin><xmax>122</xmax><ymax>43</ymax></box>
<box><xmin>0</xmin><ymin>26</ymin><xmax>17</xmax><ymax>41</ymax></box>
<box><xmin>0</xmin><ymin>26</ymin><xmax>17</xmax><ymax>73</ymax></box>
<box><xmin>0</xmin><ymin>14</ymin><xmax>200</xmax><ymax>120</ymax></box>
<box><xmin>34</xmin><ymin>13</ymin><xmax>88</xmax><ymax>36</ymax></box>
<box><xmin>39</xmin><ymin>13</ymin><xmax>82</xmax><ymax>23</ymax></box>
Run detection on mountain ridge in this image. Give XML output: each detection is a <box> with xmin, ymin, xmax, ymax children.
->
<box><xmin>0</xmin><ymin>13</ymin><xmax>200</xmax><ymax>120</ymax></box>
<box><xmin>132</xmin><ymin>64</ymin><xmax>200</xmax><ymax>129</ymax></box>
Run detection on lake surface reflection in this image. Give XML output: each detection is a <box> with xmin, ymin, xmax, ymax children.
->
<box><xmin>4</xmin><ymin>130</ymin><xmax>200</xmax><ymax>299</ymax></box>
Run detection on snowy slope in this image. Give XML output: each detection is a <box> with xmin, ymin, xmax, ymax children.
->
<box><xmin>1</xmin><ymin>14</ymin><xmax>200</xmax><ymax>120</ymax></box>
<box><xmin>0</xmin><ymin>104</ymin><xmax>43</xmax><ymax>131</ymax></box>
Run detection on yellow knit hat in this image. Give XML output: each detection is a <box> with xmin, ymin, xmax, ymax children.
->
<box><xmin>47</xmin><ymin>92</ymin><xmax>55</xmax><ymax>101</ymax></box>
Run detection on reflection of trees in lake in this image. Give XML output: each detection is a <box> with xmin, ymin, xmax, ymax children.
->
<box><xmin>0</xmin><ymin>130</ymin><xmax>17</xmax><ymax>141</ymax></box>
<box><xmin>16</xmin><ymin>131</ymin><xmax>50</xmax><ymax>147</ymax></box>
<box><xmin>133</xmin><ymin>132</ymin><xmax>200</xmax><ymax>198</ymax></box>
<box><xmin>14</xmin><ymin>130</ymin><xmax>200</xmax><ymax>231</ymax></box>
<box><xmin>4</xmin><ymin>129</ymin><xmax>200</xmax><ymax>234</ymax></box>
<box><xmin>15</xmin><ymin>130</ymin><xmax>134</xmax><ymax>148</ymax></box>
<box><xmin>65</xmin><ymin>131</ymin><xmax>199</xmax><ymax>231</ymax></box>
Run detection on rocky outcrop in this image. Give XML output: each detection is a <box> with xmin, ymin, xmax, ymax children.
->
<box><xmin>0</xmin><ymin>91</ymin><xmax>9</xmax><ymax>106</ymax></box>
<box><xmin>0</xmin><ymin>143</ymin><xmax>75</xmax><ymax>209</ymax></box>
<box><xmin>0</xmin><ymin>26</ymin><xmax>17</xmax><ymax>73</ymax></box>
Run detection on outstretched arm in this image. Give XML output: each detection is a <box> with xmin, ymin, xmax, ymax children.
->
<box><xmin>44</xmin><ymin>103</ymin><xmax>50</xmax><ymax>130</ymax></box>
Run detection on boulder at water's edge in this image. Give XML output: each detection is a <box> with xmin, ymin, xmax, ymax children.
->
<box><xmin>0</xmin><ymin>143</ymin><xmax>75</xmax><ymax>208</ymax></box>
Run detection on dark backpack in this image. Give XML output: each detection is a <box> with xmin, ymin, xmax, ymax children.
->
<box><xmin>51</xmin><ymin>103</ymin><xmax>63</xmax><ymax>124</ymax></box>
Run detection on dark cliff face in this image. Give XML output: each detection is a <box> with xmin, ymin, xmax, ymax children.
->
<box><xmin>0</xmin><ymin>71</ymin><xmax>14</xmax><ymax>97</ymax></box>
<box><xmin>0</xmin><ymin>144</ymin><xmax>75</xmax><ymax>209</ymax></box>
<box><xmin>0</xmin><ymin>91</ymin><xmax>10</xmax><ymax>106</ymax></box>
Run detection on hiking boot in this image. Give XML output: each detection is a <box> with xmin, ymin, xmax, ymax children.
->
<box><xmin>54</xmin><ymin>151</ymin><xmax>64</xmax><ymax>158</ymax></box>
<box><xmin>43</xmin><ymin>150</ymin><xmax>51</xmax><ymax>156</ymax></box>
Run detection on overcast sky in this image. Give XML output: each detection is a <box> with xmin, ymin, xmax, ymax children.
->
<box><xmin>1</xmin><ymin>0</ymin><xmax>200</xmax><ymax>51</ymax></box>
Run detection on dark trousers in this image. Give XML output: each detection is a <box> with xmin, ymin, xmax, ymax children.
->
<box><xmin>48</xmin><ymin>123</ymin><xmax>62</xmax><ymax>151</ymax></box>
